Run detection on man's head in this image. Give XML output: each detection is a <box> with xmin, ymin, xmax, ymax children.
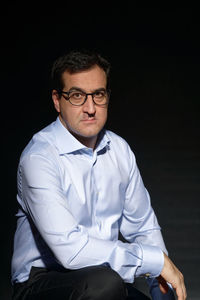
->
<box><xmin>51</xmin><ymin>50</ymin><xmax>111</xmax><ymax>149</ymax></box>
<box><xmin>51</xmin><ymin>50</ymin><xmax>111</xmax><ymax>92</ymax></box>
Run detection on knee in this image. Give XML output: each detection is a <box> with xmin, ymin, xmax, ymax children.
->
<box><xmin>83</xmin><ymin>266</ymin><xmax>127</xmax><ymax>300</ymax></box>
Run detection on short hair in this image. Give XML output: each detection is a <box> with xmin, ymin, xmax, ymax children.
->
<box><xmin>51</xmin><ymin>50</ymin><xmax>111</xmax><ymax>92</ymax></box>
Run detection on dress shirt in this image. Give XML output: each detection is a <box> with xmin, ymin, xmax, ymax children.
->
<box><xmin>11</xmin><ymin>117</ymin><xmax>174</xmax><ymax>298</ymax></box>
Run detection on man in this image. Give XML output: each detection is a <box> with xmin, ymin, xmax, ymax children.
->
<box><xmin>11</xmin><ymin>50</ymin><xmax>186</xmax><ymax>299</ymax></box>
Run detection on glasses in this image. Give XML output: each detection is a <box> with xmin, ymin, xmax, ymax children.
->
<box><xmin>57</xmin><ymin>88</ymin><xmax>110</xmax><ymax>106</ymax></box>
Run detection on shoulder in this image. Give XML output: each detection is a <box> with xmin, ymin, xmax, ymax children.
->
<box><xmin>18</xmin><ymin>122</ymin><xmax>63</xmax><ymax>185</ymax></box>
<box><xmin>105</xmin><ymin>130</ymin><xmax>136</xmax><ymax>164</ymax></box>
<box><xmin>105</xmin><ymin>130</ymin><xmax>129</xmax><ymax>145</ymax></box>
<box><xmin>19</xmin><ymin>121</ymin><xmax>58</xmax><ymax>165</ymax></box>
<box><xmin>105</xmin><ymin>130</ymin><xmax>133</xmax><ymax>152</ymax></box>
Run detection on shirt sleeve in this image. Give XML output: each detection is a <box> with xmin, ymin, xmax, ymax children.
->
<box><xmin>119</xmin><ymin>145</ymin><xmax>167</xmax><ymax>278</ymax></box>
<box><xmin>19</xmin><ymin>152</ymin><xmax>164</xmax><ymax>283</ymax></box>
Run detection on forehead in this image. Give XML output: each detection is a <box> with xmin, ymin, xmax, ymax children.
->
<box><xmin>61</xmin><ymin>65</ymin><xmax>107</xmax><ymax>90</ymax></box>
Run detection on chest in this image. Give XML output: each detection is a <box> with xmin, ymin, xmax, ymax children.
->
<box><xmin>59</xmin><ymin>150</ymin><xmax>130</xmax><ymax>223</ymax></box>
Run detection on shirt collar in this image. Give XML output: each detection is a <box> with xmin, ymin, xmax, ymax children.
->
<box><xmin>53</xmin><ymin>117</ymin><xmax>110</xmax><ymax>155</ymax></box>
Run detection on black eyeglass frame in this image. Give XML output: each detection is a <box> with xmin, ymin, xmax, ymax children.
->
<box><xmin>56</xmin><ymin>89</ymin><xmax>111</xmax><ymax>106</ymax></box>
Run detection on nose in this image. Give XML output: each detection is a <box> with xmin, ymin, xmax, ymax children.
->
<box><xmin>83</xmin><ymin>95</ymin><xmax>96</xmax><ymax>115</ymax></box>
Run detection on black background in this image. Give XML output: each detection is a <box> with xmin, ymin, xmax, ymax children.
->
<box><xmin>1</xmin><ymin>4</ymin><xmax>200</xmax><ymax>299</ymax></box>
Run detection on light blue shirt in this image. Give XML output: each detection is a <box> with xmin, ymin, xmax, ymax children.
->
<box><xmin>11</xmin><ymin>117</ymin><xmax>174</xmax><ymax>299</ymax></box>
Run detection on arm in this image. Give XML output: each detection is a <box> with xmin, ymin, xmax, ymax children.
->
<box><xmin>119</xmin><ymin>145</ymin><xmax>167</xmax><ymax>266</ymax></box>
<box><xmin>119</xmin><ymin>147</ymin><xmax>186</xmax><ymax>299</ymax></box>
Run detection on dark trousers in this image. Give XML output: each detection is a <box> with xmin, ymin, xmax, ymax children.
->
<box><xmin>12</xmin><ymin>265</ymin><xmax>150</xmax><ymax>300</ymax></box>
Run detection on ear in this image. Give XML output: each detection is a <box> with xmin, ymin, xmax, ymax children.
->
<box><xmin>52</xmin><ymin>90</ymin><xmax>61</xmax><ymax>113</ymax></box>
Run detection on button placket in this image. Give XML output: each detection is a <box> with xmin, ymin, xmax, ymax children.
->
<box><xmin>90</xmin><ymin>154</ymin><xmax>101</xmax><ymax>230</ymax></box>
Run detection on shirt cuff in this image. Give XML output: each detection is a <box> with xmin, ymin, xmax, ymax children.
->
<box><xmin>136</xmin><ymin>244</ymin><xmax>164</xmax><ymax>278</ymax></box>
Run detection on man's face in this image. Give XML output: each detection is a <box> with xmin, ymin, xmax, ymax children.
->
<box><xmin>52</xmin><ymin>65</ymin><xmax>108</xmax><ymax>149</ymax></box>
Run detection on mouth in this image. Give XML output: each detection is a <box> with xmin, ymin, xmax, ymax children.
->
<box><xmin>82</xmin><ymin>117</ymin><xmax>96</xmax><ymax>123</ymax></box>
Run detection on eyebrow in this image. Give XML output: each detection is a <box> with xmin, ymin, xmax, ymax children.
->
<box><xmin>67</xmin><ymin>86</ymin><xmax>107</xmax><ymax>93</ymax></box>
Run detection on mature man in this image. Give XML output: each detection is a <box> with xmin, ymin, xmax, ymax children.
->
<box><xmin>11</xmin><ymin>50</ymin><xmax>186</xmax><ymax>300</ymax></box>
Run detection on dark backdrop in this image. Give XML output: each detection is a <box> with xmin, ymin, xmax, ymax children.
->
<box><xmin>1</xmin><ymin>5</ymin><xmax>199</xmax><ymax>299</ymax></box>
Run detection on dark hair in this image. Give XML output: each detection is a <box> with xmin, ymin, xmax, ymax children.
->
<box><xmin>51</xmin><ymin>50</ymin><xmax>111</xmax><ymax>92</ymax></box>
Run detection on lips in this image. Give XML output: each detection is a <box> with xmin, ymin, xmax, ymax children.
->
<box><xmin>81</xmin><ymin>117</ymin><xmax>96</xmax><ymax>122</ymax></box>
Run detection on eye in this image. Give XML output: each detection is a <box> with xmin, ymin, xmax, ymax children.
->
<box><xmin>70</xmin><ymin>92</ymin><xmax>84</xmax><ymax>99</ymax></box>
<box><xmin>94</xmin><ymin>91</ymin><xmax>105</xmax><ymax>98</ymax></box>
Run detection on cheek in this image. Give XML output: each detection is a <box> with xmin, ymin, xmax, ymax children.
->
<box><xmin>61</xmin><ymin>104</ymin><xmax>80</xmax><ymax>123</ymax></box>
<box><xmin>64</xmin><ymin>113</ymin><xmax>79</xmax><ymax>128</ymax></box>
<box><xmin>60</xmin><ymin>111</ymin><xmax>80</xmax><ymax>133</ymax></box>
<box><xmin>99</xmin><ymin>109</ymin><xmax>108</xmax><ymax>122</ymax></box>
